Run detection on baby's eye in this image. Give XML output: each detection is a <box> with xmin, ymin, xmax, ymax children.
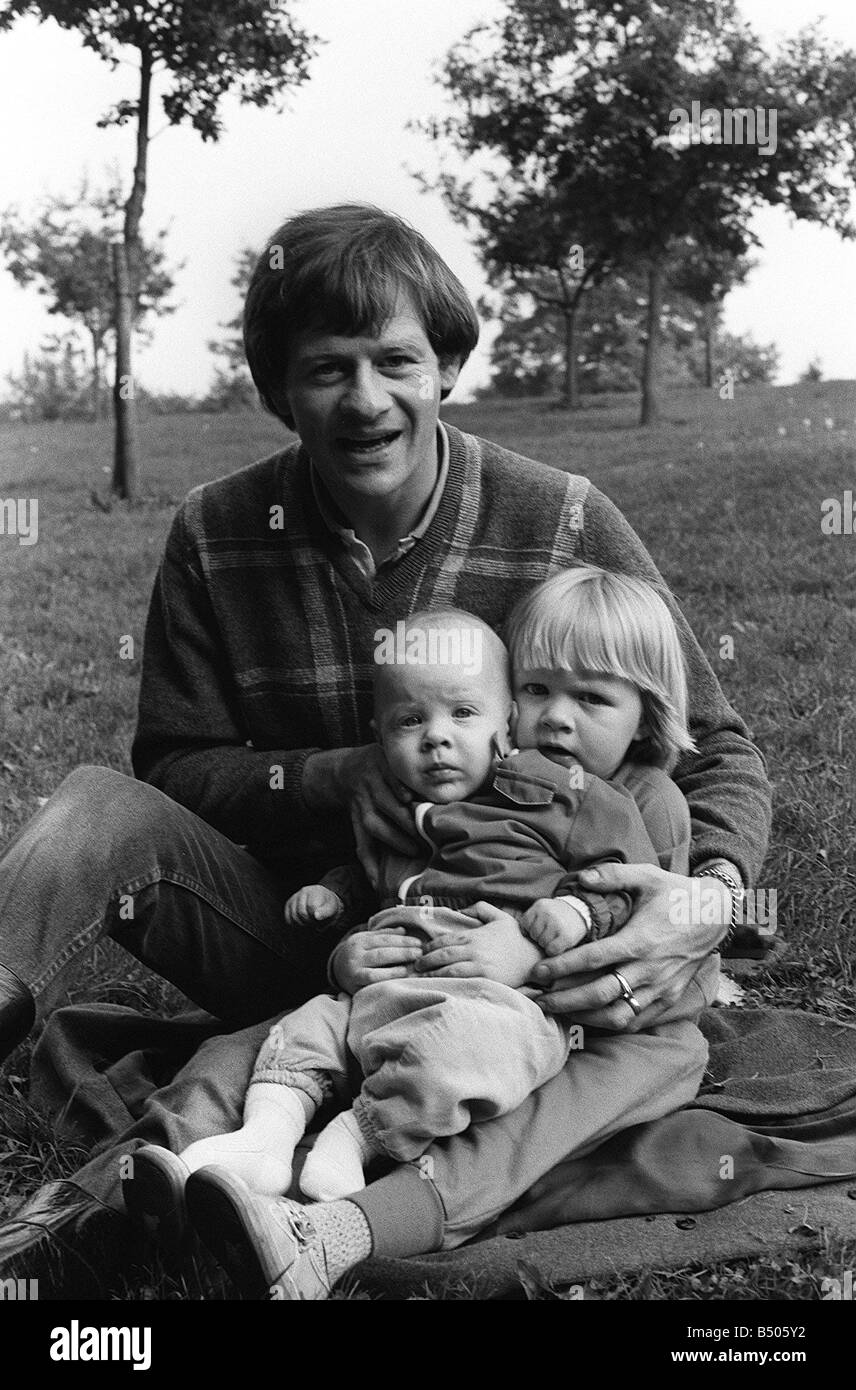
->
<box><xmin>399</xmin><ymin>714</ymin><xmax>422</xmax><ymax>728</ymax></box>
<box><xmin>453</xmin><ymin>706</ymin><xmax>477</xmax><ymax>719</ymax></box>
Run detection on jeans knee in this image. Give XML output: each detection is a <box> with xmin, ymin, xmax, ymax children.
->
<box><xmin>46</xmin><ymin>764</ymin><xmax>172</xmax><ymax>858</ymax></box>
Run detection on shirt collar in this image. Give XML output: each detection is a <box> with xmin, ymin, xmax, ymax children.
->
<box><xmin>310</xmin><ymin>424</ymin><xmax>449</xmax><ymax>579</ymax></box>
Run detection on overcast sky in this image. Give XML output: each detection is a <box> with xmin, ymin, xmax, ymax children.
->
<box><xmin>0</xmin><ymin>0</ymin><xmax>854</xmax><ymax>400</ymax></box>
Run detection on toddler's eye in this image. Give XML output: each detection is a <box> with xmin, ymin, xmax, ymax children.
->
<box><xmin>522</xmin><ymin>683</ymin><xmax>548</xmax><ymax>697</ymax></box>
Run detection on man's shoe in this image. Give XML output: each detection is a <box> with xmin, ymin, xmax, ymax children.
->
<box><xmin>121</xmin><ymin>1145</ymin><xmax>190</xmax><ymax>1255</ymax></box>
<box><xmin>0</xmin><ymin>965</ymin><xmax>35</xmax><ymax>1062</ymax></box>
<box><xmin>0</xmin><ymin>1180</ymin><xmax>135</xmax><ymax>1299</ymax></box>
<box><xmin>185</xmin><ymin>1166</ymin><xmax>334</xmax><ymax>1300</ymax></box>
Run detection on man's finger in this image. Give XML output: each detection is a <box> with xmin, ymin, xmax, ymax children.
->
<box><xmin>579</xmin><ymin>862</ymin><xmax>661</xmax><ymax>894</ymax></box>
<box><xmin>544</xmin><ymin>933</ymin><xmax>642</xmax><ymax>975</ymax></box>
<box><xmin>530</xmin><ymin>948</ymin><xmax>583</xmax><ymax>982</ymax></box>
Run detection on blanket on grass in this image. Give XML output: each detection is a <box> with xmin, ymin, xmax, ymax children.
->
<box><xmin>28</xmin><ymin>1003</ymin><xmax>856</xmax><ymax>1297</ymax></box>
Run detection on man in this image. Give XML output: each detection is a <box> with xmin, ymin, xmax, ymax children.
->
<box><xmin>0</xmin><ymin>205</ymin><xmax>770</xmax><ymax>1293</ymax></box>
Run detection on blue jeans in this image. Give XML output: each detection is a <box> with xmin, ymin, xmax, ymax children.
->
<box><xmin>0</xmin><ymin>766</ymin><xmax>335</xmax><ymax>1024</ymax></box>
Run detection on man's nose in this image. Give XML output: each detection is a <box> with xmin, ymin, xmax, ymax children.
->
<box><xmin>341</xmin><ymin>364</ymin><xmax>390</xmax><ymax>417</ymax></box>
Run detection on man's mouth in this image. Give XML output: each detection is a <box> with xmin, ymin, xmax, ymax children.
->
<box><xmin>337</xmin><ymin>430</ymin><xmax>402</xmax><ymax>455</ymax></box>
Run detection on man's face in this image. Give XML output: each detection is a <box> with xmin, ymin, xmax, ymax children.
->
<box><xmin>280</xmin><ymin>296</ymin><xmax>460</xmax><ymax>512</ymax></box>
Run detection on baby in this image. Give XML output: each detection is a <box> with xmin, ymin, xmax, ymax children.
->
<box><xmin>126</xmin><ymin>567</ymin><xmax>704</xmax><ymax>1240</ymax></box>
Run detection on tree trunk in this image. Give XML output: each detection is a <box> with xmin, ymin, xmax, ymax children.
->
<box><xmin>640</xmin><ymin>257</ymin><xmax>664</xmax><ymax>426</ymax></box>
<box><xmin>703</xmin><ymin>301</ymin><xmax>716</xmax><ymax>389</ymax></box>
<box><xmin>111</xmin><ymin>241</ymin><xmax>140</xmax><ymax>501</ymax></box>
<box><xmin>559</xmin><ymin>306</ymin><xmax>580</xmax><ymax>410</ymax></box>
<box><xmin>90</xmin><ymin>329</ymin><xmax>102</xmax><ymax>421</ymax></box>
<box><xmin>111</xmin><ymin>46</ymin><xmax>152</xmax><ymax>500</ymax></box>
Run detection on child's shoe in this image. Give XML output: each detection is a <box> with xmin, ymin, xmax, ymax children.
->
<box><xmin>186</xmin><ymin>1167</ymin><xmax>338</xmax><ymax>1300</ymax></box>
<box><xmin>121</xmin><ymin>1144</ymin><xmax>190</xmax><ymax>1255</ymax></box>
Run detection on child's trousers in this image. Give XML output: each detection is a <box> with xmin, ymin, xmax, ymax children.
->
<box><xmin>253</xmin><ymin>976</ymin><xmax>573</xmax><ymax>1161</ymax></box>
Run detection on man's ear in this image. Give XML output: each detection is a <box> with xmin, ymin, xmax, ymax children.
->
<box><xmin>438</xmin><ymin>355</ymin><xmax>462</xmax><ymax>400</ymax></box>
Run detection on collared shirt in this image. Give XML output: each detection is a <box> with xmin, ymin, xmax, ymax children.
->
<box><xmin>310</xmin><ymin>424</ymin><xmax>450</xmax><ymax>582</ymax></box>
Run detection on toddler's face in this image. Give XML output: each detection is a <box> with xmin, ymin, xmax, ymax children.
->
<box><xmin>376</xmin><ymin>661</ymin><xmax>511</xmax><ymax>803</ymax></box>
<box><xmin>513</xmin><ymin>661</ymin><xmax>645</xmax><ymax>781</ymax></box>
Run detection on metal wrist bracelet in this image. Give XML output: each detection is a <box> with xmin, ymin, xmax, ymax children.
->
<box><xmin>694</xmin><ymin>865</ymin><xmax>745</xmax><ymax>948</ymax></box>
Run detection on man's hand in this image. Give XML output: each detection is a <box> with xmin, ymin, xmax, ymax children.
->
<box><xmin>284</xmin><ymin>884</ymin><xmax>343</xmax><ymax>929</ymax></box>
<box><xmin>530</xmin><ymin>864</ymin><xmax>729</xmax><ymax>1030</ymax></box>
<box><xmin>303</xmin><ymin>744</ymin><xmax>419</xmax><ymax>885</ymax></box>
<box><xmin>521</xmin><ymin>898</ymin><xmax>588</xmax><ymax>956</ymax></box>
<box><xmin>333</xmin><ymin>926</ymin><xmax>424</xmax><ymax>993</ymax></box>
<box><xmin>415</xmin><ymin>902</ymin><xmax>542</xmax><ymax>989</ymax></box>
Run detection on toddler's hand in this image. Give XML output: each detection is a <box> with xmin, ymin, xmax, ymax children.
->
<box><xmin>284</xmin><ymin>885</ymin><xmax>343</xmax><ymax>929</ymax></box>
<box><xmin>521</xmin><ymin>898</ymin><xmax>588</xmax><ymax>956</ymax></box>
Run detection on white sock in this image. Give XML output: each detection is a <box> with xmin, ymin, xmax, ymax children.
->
<box><xmin>180</xmin><ymin>1085</ymin><xmax>310</xmax><ymax>1197</ymax></box>
<box><xmin>300</xmin><ymin>1108</ymin><xmax>378</xmax><ymax>1202</ymax></box>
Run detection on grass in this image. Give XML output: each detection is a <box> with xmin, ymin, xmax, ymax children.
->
<box><xmin>1</xmin><ymin>379</ymin><xmax>855</xmax><ymax>1300</ymax></box>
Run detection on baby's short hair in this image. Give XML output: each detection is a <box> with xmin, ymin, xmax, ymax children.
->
<box><xmin>243</xmin><ymin>204</ymin><xmax>480</xmax><ymax>425</ymax></box>
<box><xmin>504</xmin><ymin>565</ymin><xmax>696</xmax><ymax>769</ymax></box>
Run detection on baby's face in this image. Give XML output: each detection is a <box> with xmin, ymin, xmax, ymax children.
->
<box><xmin>513</xmin><ymin>661</ymin><xmax>645</xmax><ymax>781</ymax></box>
<box><xmin>376</xmin><ymin>660</ymin><xmax>511</xmax><ymax>803</ymax></box>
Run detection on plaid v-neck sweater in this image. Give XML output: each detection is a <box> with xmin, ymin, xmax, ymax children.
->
<box><xmin>132</xmin><ymin>423</ymin><xmax>771</xmax><ymax>887</ymax></box>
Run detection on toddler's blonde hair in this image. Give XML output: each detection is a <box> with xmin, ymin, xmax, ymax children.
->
<box><xmin>504</xmin><ymin>565</ymin><xmax>696</xmax><ymax>769</ymax></box>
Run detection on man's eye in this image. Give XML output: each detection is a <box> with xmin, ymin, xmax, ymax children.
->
<box><xmin>384</xmin><ymin>355</ymin><xmax>414</xmax><ymax>368</ymax></box>
<box><xmin>311</xmin><ymin>363</ymin><xmax>344</xmax><ymax>380</ymax></box>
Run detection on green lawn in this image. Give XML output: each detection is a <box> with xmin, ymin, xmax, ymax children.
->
<box><xmin>1</xmin><ymin>380</ymin><xmax>854</xmax><ymax>1298</ymax></box>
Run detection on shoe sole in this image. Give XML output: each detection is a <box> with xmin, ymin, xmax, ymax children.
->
<box><xmin>185</xmin><ymin>1167</ymin><xmax>297</xmax><ymax>1300</ymax></box>
<box><xmin>121</xmin><ymin>1147</ymin><xmax>189</xmax><ymax>1256</ymax></box>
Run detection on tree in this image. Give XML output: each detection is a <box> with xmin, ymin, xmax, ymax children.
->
<box><xmin>6</xmin><ymin>330</ymin><xmax>91</xmax><ymax>421</ymax></box>
<box><xmin>206</xmin><ymin>247</ymin><xmax>257</xmax><ymax>411</ymax></box>
<box><xmin>421</xmin><ymin>0</ymin><xmax>856</xmax><ymax>425</ymax></box>
<box><xmin>667</xmin><ymin>239</ymin><xmax>754</xmax><ymax>389</ymax></box>
<box><xmin>1</xmin><ymin>179</ymin><xmax>175</xmax><ymax>419</ymax></box>
<box><xmin>478</xmin><ymin>259</ymin><xmax>773</xmax><ymax>398</ymax></box>
<box><xmin>0</xmin><ymin>2</ymin><xmax>318</xmax><ymax>499</ymax></box>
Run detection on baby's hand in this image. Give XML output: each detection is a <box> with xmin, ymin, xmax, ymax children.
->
<box><xmin>521</xmin><ymin>898</ymin><xmax>588</xmax><ymax>956</ymax></box>
<box><xmin>284</xmin><ymin>885</ymin><xmax>344</xmax><ymax>929</ymax></box>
